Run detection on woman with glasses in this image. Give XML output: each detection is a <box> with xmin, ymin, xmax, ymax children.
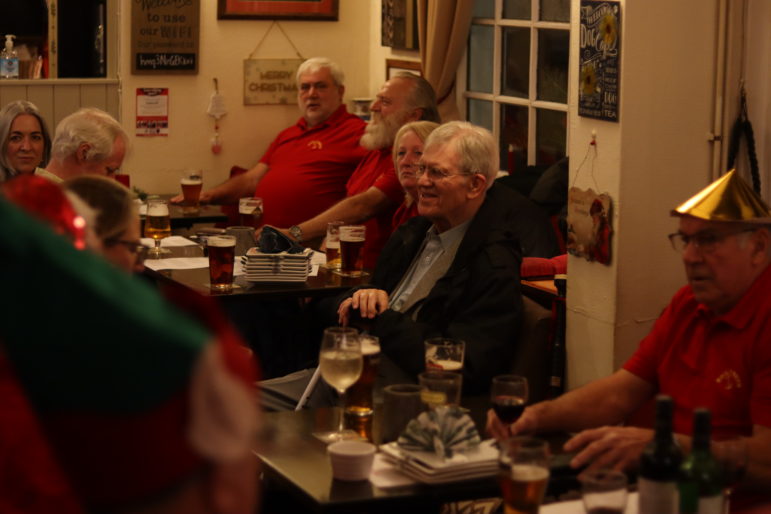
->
<box><xmin>0</xmin><ymin>100</ymin><xmax>52</xmax><ymax>182</ymax></box>
<box><xmin>390</xmin><ymin>121</ymin><xmax>439</xmax><ymax>231</ymax></box>
<box><xmin>65</xmin><ymin>175</ymin><xmax>145</xmax><ymax>273</ymax></box>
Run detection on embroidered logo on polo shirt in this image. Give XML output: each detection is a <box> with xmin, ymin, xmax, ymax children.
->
<box><xmin>308</xmin><ymin>140</ymin><xmax>323</xmax><ymax>150</ymax></box>
<box><xmin>716</xmin><ymin>369</ymin><xmax>742</xmax><ymax>391</ymax></box>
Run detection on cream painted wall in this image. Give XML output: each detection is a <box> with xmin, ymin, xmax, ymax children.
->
<box><xmin>117</xmin><ymin>0</ymin><xmax>377</xmax><ymax>195</ymax></box>
<box><xmin>566</xmin><ymin>0</ymin><xmax>721</xmax><ymax>388</ymax></box>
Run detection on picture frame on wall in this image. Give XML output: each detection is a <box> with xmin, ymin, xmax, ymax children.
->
<box><xmin>386</xmin><ymin>59</ymin><xmax>422</xmax><ymax>79</ymax></box>
<box><xmin>217</xmin><ymin>0</ymin><xmax>338</xmax><ymax>21</ymax></box>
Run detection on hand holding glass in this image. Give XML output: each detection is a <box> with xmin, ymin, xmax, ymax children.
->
<box><xmin>491</xmin><ymin>375</ymin><xmax>529</xmax><ymax>425</ymax></box>
<box><xmin>180</xmin><ymin>169</ymin><xmax>203</xmax><ymax>214</ymax></box>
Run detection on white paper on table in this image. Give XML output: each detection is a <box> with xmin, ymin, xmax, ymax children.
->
<box><xmin>141</xmin><ymin>236</ymin><xmax>198</xmax><ymax>248</ymax></box>
<box><xmin>309</xmin><ymin>264</ymin><xmax>319</xmax><ymax>277</ymax></box>
<box><xmin>540</xmin><ymin>491</ymin><xmax>638</xmax><ymax>514</ymax></box>
<box><xmin>310</xmin><ymin>250</ymin><xmax>326</xmax><ymax>267</ymax></box>
<box><xmin>368</xmin><ymin>453</ymin><xmax>416</xmax><ymax>488</ymax></box>
<box><xmin>143</xmin><ymin>257</ymin><xmax>209</xmax><ymax>271</ymax></box>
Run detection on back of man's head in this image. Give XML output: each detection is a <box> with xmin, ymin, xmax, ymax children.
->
<box><xmin>296</xmin><ymin>57</ymin><xmax>345</xmax><ymax>87</ymax></box>
<box><xmin>424</xmin><ymin>121</ymin><xmax>498</xmax><ymax>188</ymax></box>
<box><xmin>394</xmin><ymin>72</ymin><xmax>440</xmax><ymax>123</ymax></box>
<box><xmin>51</xmin><ymin>108</ymin><xmax>127</xmax><ymax>163</ymax></box>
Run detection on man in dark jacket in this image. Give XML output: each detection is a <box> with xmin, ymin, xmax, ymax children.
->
<box><xmin>337</xmin><ymin>121</ymin><xmax>523</xmax><ymax>393</ymax></box>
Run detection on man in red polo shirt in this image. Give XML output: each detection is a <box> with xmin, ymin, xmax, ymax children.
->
<box><xmin>487</xmin><ymin>170</ymin><xmax>771</xmax><ymax>493</ymax></box>
<box><xmin>174</xmin><ymin>57</ymin><xmax>368</xmax><ymax>228</ymax></box>
<box><xmin>277</xmin><ymin>73</ymin><xmax>440</xmax><ymax>268</ymax></box>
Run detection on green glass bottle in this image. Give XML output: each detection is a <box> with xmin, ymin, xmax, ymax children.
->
<box><xmin>638</xmin><ymin>395</ymin><xmax>682</xmax><ymax>514</ymax></box>
<box><xmin>679</xmin><ymin>408</ymin><xmax>724</xmax><ymax>514</ymax></box>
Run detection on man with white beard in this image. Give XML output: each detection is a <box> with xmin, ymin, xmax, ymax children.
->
<box><xmin>275</xmin><ymin>73</ymin><xmax>440</xmax><ymax>268</ymax></box>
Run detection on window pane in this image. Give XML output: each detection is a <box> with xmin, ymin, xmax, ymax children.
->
<box><xmin>536</xmin><ymin>109</ymin><xmax>567</xmax><ymax>166</ymax></box>
<box><xmin>503</xmin><ymin>0</ymin><xmax>530</xmax><ymax>20</ymax></box>
<box><xmin>541</xmin><ymin>0</ymin><xmax>570</xmax><ymax>22</ymax></box>
<box><xmin>473</xmin><ymin>0</ymin><xmax>495</xmax><ymax>18</ymax></box>
<box><xmin>468</xmin><ymin>25</ymin><xmax>494</xmax><ymax>93</ymax></box>
<box><xmin>500</xmin><ymin>104</ymin><xmax>528</xmax><ymax>173</ymax></box>
<box><xmin>468</xmin><ymin>99</ymin><xmax>493</xmax><ymax>131</ymax></box>
<box><xmin>537</xmin><ymin>29</ymin><xmax>569</xmax><ymax>103</ymax></box>
<box><xmin>501</xmin><ymin>27</ymin><xmax>530</xmax><ymax>98</ymax></box>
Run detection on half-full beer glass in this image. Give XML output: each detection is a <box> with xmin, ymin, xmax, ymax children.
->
<box><xmin>238</xmin><ymin>197</ymin><xmax>263</xmax><ymax>227</ymax></box>
<box><xmin>344</xmin><ymin>335</ymin><xmax>380</xmax><ymax>416</ymax></box>
<box><xmin>180</xmin><ymin>169</ymin><xmax>203</xmax><ymax>214</ymax></box>
<box><xmin>425</xmin><ymin>338</ymin><xmax>465</xmax><ymax>372</ymax></box>
<box><xmin>208</xmin><ymin>234</ymin><xmax>236</xmax><ymax>292</ymax></box>
<box><xmin>325</xmin><ymin>221</ymin><xmax>344</xmax><ymax>270</ymax></box>
<box><xmin>144</xmin><ymin>198</ymin><xmax>171</xmax><ymax>256</ymax></box>
<box><xmin>338</xmin><ymin>225</ymin><xmax>365</xmax><ymax>277</ymax></box>
<box><xmin>499</xmin><ymin>438</ymin><xmax>550</xmax><ymax>514</ymax></box>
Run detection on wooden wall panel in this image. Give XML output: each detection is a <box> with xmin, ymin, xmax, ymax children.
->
<box><xmin>26</xmin><ymin>86</ymin><xmax>56</xmax><ymax>131</ymax></box>
<box><xmin>80</xmin><ymin>84</ymin><xmax>108</xmax><ymax>111</ymax></box>
<box><xmin>52</xmin><ymin>85</ymin><xmax>81</xmax><ymax>129</ymax></box>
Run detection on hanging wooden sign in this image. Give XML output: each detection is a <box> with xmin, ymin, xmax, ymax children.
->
<box><xmin>131</xmin><ymin>0</ymin><xmax>200</xmax><ymax>74</ymax></box>
<box><xmin>578</xmin><ymin>1</ymin><xmax>621</xmax><ymax>121</ymax></box>
<box><xmin>243</xmin><ymin>58</ymin><xmax>302</xmax><ymax>105</ymax></box>
<box><xmin>567</xmin><ymin>187</ymin><xmax>613</xmax><ymax>265</ymax></box>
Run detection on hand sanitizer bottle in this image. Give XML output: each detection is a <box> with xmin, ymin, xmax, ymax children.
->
<box><xmin>1</xmin><ymin>35</ymin><xmax>20</xmax><ymax>79</ymax></box>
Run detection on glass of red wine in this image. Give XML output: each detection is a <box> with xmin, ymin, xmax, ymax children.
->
<box><xmin>491</xmin><ymin>375</ymin><xmax>529</xmax><ymax>425</ymax></box>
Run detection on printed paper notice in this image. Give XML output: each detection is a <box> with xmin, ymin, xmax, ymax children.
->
<box><xmin>136</xmin><ymin>88</ymin><xmax>169</xmax><ymax>136</ymax></box>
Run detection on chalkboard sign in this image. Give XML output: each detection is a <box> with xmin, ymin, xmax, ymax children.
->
<box><xmin>131</xmin><ymin>0</ymin><xmax>200</xmax><ymax>75</ymax></box>
<box><xmin>578</xmin><ymin>1</ymin><xmax>621</xmax><ymax>122</ymax></box>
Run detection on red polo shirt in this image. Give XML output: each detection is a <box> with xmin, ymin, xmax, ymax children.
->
<box><xmin>345</xmin><ymin>147</ymin><xmax>403</xmax><ymax>269</ymax></box>
<box><xmin>256</xmin><ymin>105</ymin><xmax>367</xmax><ymax>227</ymax></box>
<box><xmin>624</xmin><ymin>263</ymin><xmax>771</xmax><ymax>439</ymax></box>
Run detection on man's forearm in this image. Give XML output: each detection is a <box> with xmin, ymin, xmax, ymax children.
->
<box><xmin>295</xmin><ymin>187</ymin><xmax>391</xmax><ymax>240</ymax></box>
<box><xmin>206</xmin><ymin>163</ymin><xmax>268</xmax><ymax>204</ymax></box>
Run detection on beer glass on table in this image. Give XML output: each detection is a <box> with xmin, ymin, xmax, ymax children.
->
<box><xmin>325</xmin><ymin>221</ymin><xmax>344</xmax><ymax>270</ymax></box>
<box><xmin>208</xmin><ymin>234</ymin><xmax>236</xmax><ymax>292</ymax></box>
<box><xmin>337</xmin><ymin>225</ymin><xmax>366</xmax><ymax>277</ymax></box>
<box><xmin>344</xmin><ymin>335</ymin><xmax>380</xmax><ymax>417</ymax></box>
<box><xmin>491</xmin><ymin>375</ymin><xmax>529</xmax><ymax>426</ymax></box>
<box><xmin>499</xmin><ymin>437</ymin><xmax>550</xmax><ymax>514</ymax></box>
<box><xmin>144</xmin><ymin>198</ymin><xmax>172</xmax><ymax>257</ymax></box>
<box><xmin>238</xmin><ymin>197</ymin><xmax>263</xmax><ymax>227</ymax></box>
<box><xmin>316</xmin><ymin>327</ymin><xmax>363</xmax><ymax>443</ymax></box>
<box><xmin>180</xmin><ymin>170</ymin><xmax>203</xmax><ymax>214</ymax></box>
<box><xmin>425</xmin><ymin>338</ymin><xmax>465</xmax><ymax>373</ymax></box>
<box><xmin>419</xmin><ymin>371</ymin><xmax>462</xmax><ymax>408</ymax></box>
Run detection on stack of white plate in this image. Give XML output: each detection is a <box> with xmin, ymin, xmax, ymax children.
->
<box><xmin>241</xmin><ymin>247</ymin><xmax>312</xmax><ymax>283</ymax></box>
<box><xmin>379</xmin><ymin>440</ymin><xmax>499</xmax><ymax>484</ymax></box>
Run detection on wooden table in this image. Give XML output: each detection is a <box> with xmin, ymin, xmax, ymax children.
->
<box><xmin>140</xmin><ymin>195</ymin><xmax>228</xmax><ymax>229</ymax></box>
<box><xmin>256</xmin><ymin>402</ymin><xmax>580</xmax><ymax>514</ymax></box>
<box><xmin>143</xmin><ymin>245</ymin><xmax>368</xmax><ymax>300</ymax></box>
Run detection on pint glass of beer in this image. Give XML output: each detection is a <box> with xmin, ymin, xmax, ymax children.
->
<box><xmin>499</xmin><ymin>437</ymin><xmax>550</xmax><ymax>514</ymax></box>
<box><xmin>338</xmin><ymin>225</ymin><xmax>365</xmax><ymax>277</ymax></box>
<box><xmin>180</xmin><ymin>170</ymin><xmax>203</xmax><ymax>214</ymax></box>
<box><xmin>238</xmin><ymin>197</ymin><xmax>263</xmax><ymax>227</ymax></box>
<box><xmin>425</xmin><ymin>338</ymin><xmax>465</xmax><ymax>372</ymax></box>
<box><xmin>344</xmin><ymin>335</ymin><xmax>380</xmax><ymax>416</ymax></box>
<box><xmin>208</xmin><ymin>234</ymin><xmax>236</xmax><ymax>292</ymax></box>
<box><xmin>144</xmin><ymin>198</ymin><xmax>172</xmax><ymax>257</ymax></box>
<box><xmin>325</xmin><ymin>221</ymin><xmax>344</xmax><ymax>270</ymax></box>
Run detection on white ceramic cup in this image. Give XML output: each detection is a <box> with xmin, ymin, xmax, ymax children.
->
<box><xmin>327</xmin><ymin>440</ymin><xmax>376</xmax><ymax>481</ymax></box>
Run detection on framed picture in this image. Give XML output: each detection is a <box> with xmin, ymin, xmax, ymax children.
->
<box><xmin>382</xmin><ymin>0</ymin><xmax>419</xmax><ymax>50</ymax></box>
<box><xmin>386</xmin><ymin>59</ymin><xmax>422</xmax><ymax>79</ymax></box>
<box><xmin>218</xmin><ymin>0</ymin><xmax>338</xmax><ymax>21</ymax></box>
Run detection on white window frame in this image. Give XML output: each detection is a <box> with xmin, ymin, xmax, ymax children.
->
<box><xmin>459</xmin><ymin>0</ymin><xmax>571</xmax><ymax>168</ymax></box>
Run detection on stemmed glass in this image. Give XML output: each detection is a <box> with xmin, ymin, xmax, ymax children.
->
<box><xmin>316</xmin><ymin>327</ymin><xmax>363</xmax><ymax>443</ymax></box>
<box><xmin>491</xmin><ymin>375</ymin><xmax>529</xmax><ymax>425</ymax></box>
<box><xmin>144</xmin><ymin>197</ymin><xmax>172</xmax><ymax>256</ymax></box>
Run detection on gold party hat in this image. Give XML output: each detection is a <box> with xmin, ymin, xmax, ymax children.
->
<box><xmin>672</xmin><ymin>169</ymin><xmax>771</xmax><ymax>224</ymax></box>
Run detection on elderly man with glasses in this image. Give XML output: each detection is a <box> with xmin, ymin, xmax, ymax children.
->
<box><xmin>488</xmin><ymin>170</ymin><xmax>771</xmax><ymax>505</ymax></box>
<box><xmin>335</xmin><ymin>121</ymin><xmax>525</xmax><ymax>393</ymax></box>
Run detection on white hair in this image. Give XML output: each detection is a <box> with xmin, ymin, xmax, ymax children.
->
<box><xmin>423</xmin><ymin>121</ymin><xmax>499</xmax><ymax>188</ymax></box>
<box><xmin>296</xmin><ymin>57</ymin><xmax>345</xmax><ymax>86</ymax></box>
<box><xmin>52</xmin><ymin>108</ymin><xmax>127</xmax><ymax>162</ymax></box>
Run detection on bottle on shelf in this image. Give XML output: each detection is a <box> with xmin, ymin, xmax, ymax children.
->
<box><xmin>0</xmin><ymin>35</ymin><xmax>20</xmax><ymax>79</ymax></box>
<box><xmin>638</xmin><ymin>395</ymin><xmax>682</xmax><ymax>514</ymax></box>
<box><xmin>679</xmin><ymin>408</ymin><xmax>725</xmax><ymax>514</ymax></box>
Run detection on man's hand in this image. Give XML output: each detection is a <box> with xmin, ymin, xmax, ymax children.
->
<box><xmin>563</xmin><ymin>426</ymin><xmax>652</xmax><ymax>472</ymax></box>
<box><xmin>486</xmin><ymin>406</ymin><xmax>539</xmax><ymax>442</ymax></box>
<box><xmin>170</xmin><ymin>190</ymin><xmax>215</xmax><ymax>204</ymax></box>
<box><xmin>337</xmin><ymin>289</ymin><xmax>389</xmax><ymax>326</ymax></box>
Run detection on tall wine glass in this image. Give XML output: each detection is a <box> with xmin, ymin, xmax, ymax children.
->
<box><xmin>144</xmin><ymin>197</ymin><xmax>171</xmax><ymax>256</ymax></box>
<box><xmin>491</xmin><ymin>375</ymin><xmax>529</xmax><ymax>425</ymax></box>
<box><xmin>317</xmin><ymin>327</ymin><xmax>362</xmax><ymax>443</ymax></box>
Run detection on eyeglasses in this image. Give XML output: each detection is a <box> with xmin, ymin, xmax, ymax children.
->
<box><xmin>416</xmin><ymin>164</ymin><xmax>475</xmax><ymax>182</ymax></box>
<box><xmin>105</xmin><ymin>166</ymin><xmax>120</xmax><ymax>176</ymax></box>
<box><xmin>105</xmin><ymin>238</ymin><xmax>145</xmax><ymax>255</ymax></box>
<box><xmin>668</xmin><ymin>228</ymin><xmax>754</xmax><ymax>253</ymax></box>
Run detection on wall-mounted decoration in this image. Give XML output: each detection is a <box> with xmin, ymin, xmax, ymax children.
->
<box><xmin>382</xmin><ymin>0</ymin><xmax>419</xmax><ymax>50</ymax></box>
<box><xmin>131</xmin><ymin>0</ymin><xmax>199</xmax><ymax>75</ymax></box>
<box><xmin>136</xmin><ymin>88</ymin><xmax>169</xmax><ymax>137</ymax></box>
<box><xmin>567</xmin><ymin>188</ymin><xmax>613</xmax><ymax>265</ymax></box>
<box><xmin>218</xmin><ymin>0</ymin><xmax>338</xmax><ymax>20</ymax></box>
<box><xmin>386</xmin><ymin>59</ymin><xmax>422</xmax><ymax>79</ymax></box>
<box><xmin>243</xmin><ymin>58</ymin><xmax>303</xmax><ymax>105</ymax></box>
<box><xmin>578</xmin><ymin>0</ymin><xmax>620</xmax><ymax>121</ymax></box>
